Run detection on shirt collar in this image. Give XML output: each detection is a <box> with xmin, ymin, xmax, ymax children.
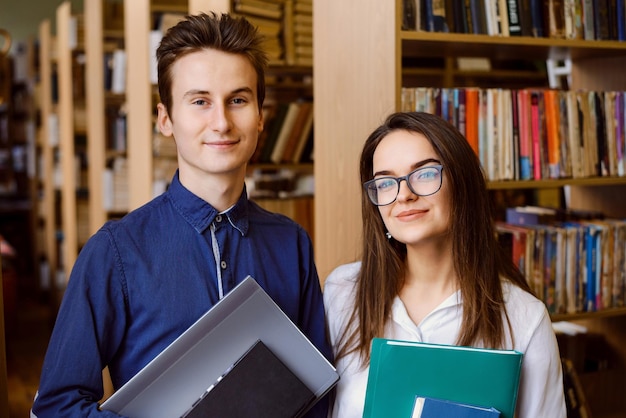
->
<box><xmin>166</xmin><ymin>171</ymin><xmax>250</xmax><ymax>235</ymax></box>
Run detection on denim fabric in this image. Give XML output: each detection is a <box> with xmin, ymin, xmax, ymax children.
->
<box><xmin>32</xmin><ymin>172</ymin><xmax>331</xmax><ymax>417</ymax></box>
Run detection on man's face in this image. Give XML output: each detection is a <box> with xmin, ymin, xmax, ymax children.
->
<box><xmin>157</xmin><ymin>48</ymin><xmax>263</xmax><ymax>190</ymax></box>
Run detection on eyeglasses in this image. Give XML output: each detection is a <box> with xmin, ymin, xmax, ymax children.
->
<box><xmin>363</xmin><ymin>165</ymin><xmax>444</xmax><ymax>206</ymax></box>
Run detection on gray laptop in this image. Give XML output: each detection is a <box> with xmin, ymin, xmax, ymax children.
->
<box><xmin>100</xmin><ymin>276</ymin><xmax>338</xmax><ymax>418</ymax></box>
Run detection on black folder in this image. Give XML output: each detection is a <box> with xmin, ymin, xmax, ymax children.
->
<box><xmin>181</xmin><ymin>340</ymin><xmax>315</xmax><ymax>418</ymax></box>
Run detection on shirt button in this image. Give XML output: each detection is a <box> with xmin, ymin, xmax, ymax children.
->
<box><xmin>220</xmin><ymin>261</ymin><xmax>227</xmax><ymax>269</ymax></box>
<box><xmin>215</xmin><ymin>215</ymin><xmax>222</xmax><ymax>222</ymax></box>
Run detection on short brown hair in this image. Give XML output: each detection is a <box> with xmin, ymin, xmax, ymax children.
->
<box><xmin>156</xmin><ymin>12</ymin><xmax>268</xmax><ymax>115</ymax></box>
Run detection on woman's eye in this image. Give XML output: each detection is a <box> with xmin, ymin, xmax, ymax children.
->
<box><xmin>416</xmin><ymin>169</ymin><xmax>438</xmax><ymax>181</ymax></box>
<box><xmin>376</xmin><ymin>179</ymin><xmax>396</xmax><ymax>190</ymax></box>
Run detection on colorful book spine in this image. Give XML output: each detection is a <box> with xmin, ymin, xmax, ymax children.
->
<box><xmin>543</xmin><ymin>89</ymin><xmax>561</xmax><ymax>179</ymax></box>
<box><xmin>530</xmin><ymin>91</ymin><xmax>542</xmax><ymax>179</ymax></box>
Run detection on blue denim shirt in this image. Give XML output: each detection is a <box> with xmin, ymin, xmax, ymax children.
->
<box><xmin>32</xmin><ymin>172</ymin><xmax>332</xmax><ymax>417</ymax></box>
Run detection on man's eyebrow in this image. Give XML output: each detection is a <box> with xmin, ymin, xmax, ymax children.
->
<box><xmin>182</xmin><ymin>87</ymin><xmax>255</xmax><ymax>98</ymax></box>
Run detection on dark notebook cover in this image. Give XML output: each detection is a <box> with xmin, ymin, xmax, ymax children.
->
<box><xmin>181</xmin><ymin>340</ymin><xmax>315</xmax><ymax>418</ymax></box>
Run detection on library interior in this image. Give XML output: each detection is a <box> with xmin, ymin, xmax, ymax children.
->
<box><xmin>1</xmin><ymin>0</ymin><xmax>626</xmax><ymax>417</ymax></box>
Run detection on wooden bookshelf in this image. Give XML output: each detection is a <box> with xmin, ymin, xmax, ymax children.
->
<box><xmin>36</xmin><ymin>19</ymin><xmax>58</xmax><ymax>296</ymax></box>
<box><xmin>56</xmin><ymin>1</ymin><xmax>83</xmax><ymax>280</ymax></box>
<box><xmin>315</xmin><ymin>1</ymin><xmax>626</xmax><ymax>416</ymax></box>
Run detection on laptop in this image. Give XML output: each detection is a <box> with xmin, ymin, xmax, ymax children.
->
<box><xmin>100</xmin><ymin>276</ymin><xmax>338</xmax><ymax>418</ymax></box>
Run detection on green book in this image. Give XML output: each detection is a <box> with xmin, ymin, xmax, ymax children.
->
<box><xmin>363</xmin><ymin>338</ymin><xmax>523</xmax><ymax>418</ymax></box>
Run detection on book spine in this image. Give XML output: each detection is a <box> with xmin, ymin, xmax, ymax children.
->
<box><xmin>615</xmin><ymin>91</ymin><xmax>626</xmax><ymax>177</ymax></box>
<box><xmin>530</xmin><ymin>91</ymin><xmax>542</xmax><ymax>179</ymax></box>
<box><xmin>594</xmin><ymin>0</ymin><xmax>611</xmax><ymax>40</ymax></box>
<box><xmin>617</xmin><ymin>0</ymin><xmax>626</xmax><ymax>40</ymax></box>
<box><xmin>544</xmin><ymin>89</ymin><xmax>561</xmax><ymax>179</ymax></box>
<box><xmin>518</xmin><ymin>0</ymin><xmax>534</xmax><ymax>36</ymax></box>
<box><xmin>507</xmin><ymin>0</ymin><xmax>523</xmax><ymax>35</ymax></box>
<box><xmin>585</xmin><ymin>225</ymin><xmax>597</xmax><ymax>312</ymax></box>
<box><xmin>582</xmin><ymin>0</ymin><xmax>596</xmax><ymax>39</ymax></box>
<box><xmin>529</xmin><ymin>0</ymin><xmax>545</xmax><ymax>36</ymax></box>
<box><xmin>518</xmin><ymin>90</ymin><xmax>532</xmax><ymax>180</ymax></box>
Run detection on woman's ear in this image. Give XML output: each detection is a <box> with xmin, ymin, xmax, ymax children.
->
<box><xmin>156</xmin><ymin>103</ymin><xmax>173</xmax><ymax>137</ymax></box>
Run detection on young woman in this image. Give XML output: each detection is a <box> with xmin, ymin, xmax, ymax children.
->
<box><xmin>323</xmin><ymin>112</ymin><xmax>566</xmax><ymax>418</ymax></box>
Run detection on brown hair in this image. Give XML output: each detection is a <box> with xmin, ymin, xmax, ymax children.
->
<box><xmin>156</xmin><ymin>12</ymin><xmax>268</xmax><ymax>116</ymax></box>
<box><xmin>335</xmin><ymin>112</ymin><xmax>532</xmax><ymax>364</ymax></box>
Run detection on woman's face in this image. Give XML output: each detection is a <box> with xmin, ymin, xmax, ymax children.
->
<box><xmin>372</xmin><ymin>129</ymin><xmax>451</xmax><ymax>248</ymax></box>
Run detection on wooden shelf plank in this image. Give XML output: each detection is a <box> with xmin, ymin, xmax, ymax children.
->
<box><xmin>401</xmin><ymin>31</ymin><xmax>626</xmax><ymax>61</ymax></box>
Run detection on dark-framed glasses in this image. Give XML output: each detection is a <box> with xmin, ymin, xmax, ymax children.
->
<box><xmin>363</xmin><ymin>164</ymin><xmax>444</xmax><ymax>206</ymax></box>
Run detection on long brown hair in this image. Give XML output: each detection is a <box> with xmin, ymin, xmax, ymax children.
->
<box><xmin>335</xmin><ymin>112</ymin><xmax>531</xmax><ymax>364</ymax></box>
<box><xmin>156</xmin><ymin>12</ymin><xmax>268</xmax><ymax>116</ymax></box>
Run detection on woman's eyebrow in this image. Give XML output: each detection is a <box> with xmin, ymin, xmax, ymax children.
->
<box><xmin>373</xmin><ymin>158</ymin><xmax>441</xmax><ymax>177</ymax></box>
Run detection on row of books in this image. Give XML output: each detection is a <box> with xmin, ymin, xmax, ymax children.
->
<box><xmin>403</xmin><ymin>0</ymin><xmax>626</xmax><ymax>41</ymax></box>
<box><xmin>498</xmin><ymin>206</ymin><xmax>626</xmax><ymax>315</ymax></box>
<box><xmin>252</xmin><ymin>99</ymin><xmax>314</xmax><ymax>165</ymax></box>
<box><xmin>401</xmin><ymin>87</ymin><xmax>626</xmax><ymax>182</ymax></box>
<box><xmin>233</xmin><ymin>0</ymin><xmax>313</xmax><ymax>66</ymax></box>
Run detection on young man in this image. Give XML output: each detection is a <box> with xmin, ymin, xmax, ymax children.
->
<box><xmin>32</xmin><ymin>13</ymin><xmax>331</xmax><ymax>417</ymax></box>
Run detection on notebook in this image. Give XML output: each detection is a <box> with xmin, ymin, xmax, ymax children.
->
<box><xmin>363</xmin><ymin>338</ymin><xmax>523</xmax><ymax>418</ymax></box>
<box><xmin>100</xmin><ymin>276</ymin><xmax>338</xmax><ymax>418</ymax></box>
<box><xmin>181</xmin><ymin>340</ymin><xmax>315</xmax><ymax>418</ymax></box>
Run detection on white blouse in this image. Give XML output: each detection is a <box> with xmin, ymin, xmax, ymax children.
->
<box><xmin>323</xmin><ymin>261</ymin><xmax>566</xmax><ymax>418</ymax></box>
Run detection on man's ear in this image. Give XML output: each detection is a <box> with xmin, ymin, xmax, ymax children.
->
<box><xmin>258</xmin><ymin>107</ymin><xmax>264</xmax><ymax>133</ymax></box>
<box><xmin>157</xmin><ymin>103</ymin><xmax>173</xmax><ymax>137</ymax></box>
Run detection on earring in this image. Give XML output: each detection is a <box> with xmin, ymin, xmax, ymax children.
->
<box><xmin>385</xmin><ymin>232</ymin><xmax>392</xmax><ymax>240</ymax></box>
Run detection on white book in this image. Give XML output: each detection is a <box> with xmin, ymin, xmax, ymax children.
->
<box><xmin>111</xmin><ymin>49</ymin><xmax>127</xmax><ymax>94</ymax></box>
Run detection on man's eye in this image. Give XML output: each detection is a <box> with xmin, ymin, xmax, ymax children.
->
<box><xmin>231</xmin><ymin>97</ymin><xmax>247</xmax><ymax>105</ymax></box>
<box><xmin>192</xmin><ymin>99</ymin><xmax>207</xmax><ymax>106</ymax></box>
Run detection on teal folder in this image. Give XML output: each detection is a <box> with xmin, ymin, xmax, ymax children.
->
<box><xmin>363</xmin><ymin>338</ymin><xmax>523</xmax><ymax>418</ymax></box>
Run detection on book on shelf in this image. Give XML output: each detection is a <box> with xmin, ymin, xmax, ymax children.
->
<box><xmin>496</xmin><ymin>221</ymin><xmax>533</xmax><ymax>277</ymax></box>
<box><xmin>253</xmin><ymin>100</ymin><xmax>314</xmax><ymax>165</ymax></box>
<box><xmin>291</xmin><ymin>103</ymin><xmax>314</xmax><ymax>163</ymax></box>
<box><xmin>237</xmin><ymin>14</ymin><xmax>283</xmax><ymax>37</ymax></box>
<box><xmin>294</xmin><ymin>0</ymin><xmax>312</xmax><ymax>14</ymax></box>
<box><xmin>544</xmin><ymin>0</ymin><xmax>566</xmax><ymax>38</ymax></box>
<box><xmin>593</xmin><ymin>0</ymin><xmax>611</xmax><ymax>40</ymax></box>
<box><xmin>270</xmin><ymin>101</ymin><xmax>301</xmax><ymax>164</ymax></box>
<box><xmin>498</xmin><ymin>212</ymin><xmax>626</xmax><ymax>314</ymax></box>
<box><xmin>561</xmin><ymin>358</ymin><xmax>592</xmax><ymax>418</ymax></box>
<box><xmin>404</xmin><ymin>86</ymin><xmax>626</xmax><ymax>182</ymax></box>
<box><xmin>283</xmin><ymin>0</ymin><xmax>295</xmax><ymax>65</ymax></box>
<box><xmin>505</xmin><ymin>0</ymin><xmax>523</xmax><ymax>36</ymax></box>
<box><xmin>233</xmin><ymin>0</ymin><xmax>283</xmax><ymax>20</ymax></box>
<box><xmin>581</xmin><ymin>0</ymin><xmax>595</xmax><ymax>40</ymax></box>
<box><xmin>563</xmin><ymin>0</ymin><xmax>584</xmax><ymax>39</ymax></box>
<box><xmin>406</xmin><ymin>0</ymin><xmax>626</xmax><ymax>37</ymax></box>
<box><xmin>281</xmin><ymin>101</ymin><xmax>312</xmax><ymax>163</ymax></box>
<box><xmin>543</xmin><ymin>89</ymin><xmax>561</xmax><ymax>179</ymax></box>
<box><xmin>363</xmin><ymin>339</ymin><xmax>523</xmax><ymax>418</ymax></box>
<box><xmin>258</xmin><ymin>102</ymin><xmax>290</xmax><ymax>163</ymax></box>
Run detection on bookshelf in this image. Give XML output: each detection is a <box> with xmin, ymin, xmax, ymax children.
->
<box><xmin>0</xmin><ymin>32</ymin><xmax>38</xmax><ymax>291</ymax></box>
<box><xmin>314</xmin><ymin>1</ymin><xmax>626</xmax><ymax>416</ymax></box>
<box><xmin>35</xmin><ymin>19</ymin><xmax>58</xmax><ymax>298</ymax></box>
<box><xmin>56</xmin><ymin>1</ymin><xmax>89</xmax><ymax>287</ymax></box>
